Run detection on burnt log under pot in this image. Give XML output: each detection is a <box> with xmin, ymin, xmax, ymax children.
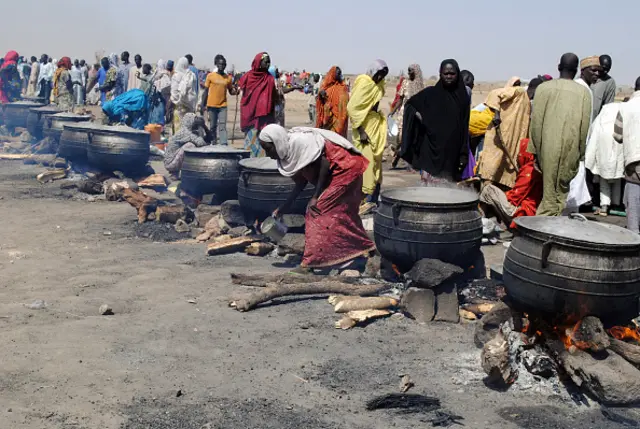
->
<box><xmin>374</xmin><ymin>187</ymin><xmax>483</xmax><ymax>273</ymax></box>
<box><xmin>503</xmin><ymin>214</ymin><xmax>640</xmax><ymax>324</ymax></box>
<box><xmin>86</xmin><ymin>125</ymin><xmax>150</xmax><ymax>174</ymax></box>
<box><xmin>237</xmin><ymin>157</ymin><xmax>315</xmax><ymax>220</ymax></box>
<box><xmin>180</xmin><ymin>146</ymin><xmax>250</xmax><ymax>201</ymax></box>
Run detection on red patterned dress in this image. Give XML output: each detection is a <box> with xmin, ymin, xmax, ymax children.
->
<box><xmin>298</xmin><ymin>141</ymin><xmax>376</xmax><ymax>268</ymax></box>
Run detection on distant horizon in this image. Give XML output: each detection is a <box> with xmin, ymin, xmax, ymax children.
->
<box><xmin>2</xmin><ymin>0</ymin><xmax>638</xmax><ymax>86</ymax></box>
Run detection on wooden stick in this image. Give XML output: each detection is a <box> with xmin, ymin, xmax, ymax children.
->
<box><xmin>230</xmin><ymin>272</ymin><xmax>360</xmax><ymax>287</ymax></box>
<box><xmin>207</xmin><ymin>236</ymin><xmax>260</xmax><ymax>256</ymax></box>
<box><xmin>229</xmin><ymin>281</ymin><xmax>388</xmax><ymax>312</ymax></box>
<box><xmin>609</xmin><ymin>338</ymin><xmax>640</xmax><ymax>367</ymax></box>
<box><xmin>334</xmin><ymin>297</ymin><xmax>398</xmax><ymax>313</ymax></box>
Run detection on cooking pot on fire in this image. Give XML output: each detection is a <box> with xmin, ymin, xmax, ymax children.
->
<box><xmin>374</xmin><ymin>187</ymin><xmax>483</xmax><ymax>272</ymax></box>
<box><xmin>237</xmin><ymin>157</ymin><xmax>315</xmax><ymax>219</ymax></box>
<box><xmin>43</xmin><ymin>112</ymin><xmax>92</xmax><ymax>142</ymax></box>
<box><xmin>503</xmin><ymin>213</ymin><xmax>640</xmax><ymax>323</ymax></box>
<box><xmin>3</xmin><ymin>100</ymin><xmax>45</xmax><ymax>130</ymax></box>
<box><xmin>180</xmin><ymin>146</ymin><xmax>250</xmax><ymax>200</ymax></box>
<box><xmin>27</xmin><ymin>105</ymin><xmax>61</xmax><ymax>140</ymax></box>
<box><xmin>86</xmin><ymin>125</ymin><xmax>150</xmax><ymax>173</ymax></box>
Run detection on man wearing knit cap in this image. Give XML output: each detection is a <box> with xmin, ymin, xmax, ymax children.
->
<box><xmin>577</xmin><ymin>55</ymin><xmax>601</xmax><ymax>121</ymax></box>
<box><xmin>528</xmin><ymin>53</ymin><xmax>592</xmax><ymax>216</ymax></box>
<box><xmin>592</xmin><ymin>54</ymin><xmax>617</xmax><ymax>117</ymax></box>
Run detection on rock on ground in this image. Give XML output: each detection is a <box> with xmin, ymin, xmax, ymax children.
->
<box><xmin>405</xmin><ymin>258</ymin><xmax>464</xmax><ymax>289</ymax></box>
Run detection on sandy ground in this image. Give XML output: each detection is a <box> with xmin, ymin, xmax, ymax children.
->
<box><xmin>0</xmin><ymin>93</ymin><xmax>637</xmax><ymax>429</ymax></box>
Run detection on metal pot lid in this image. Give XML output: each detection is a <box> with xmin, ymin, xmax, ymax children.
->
<box><xmin>514</xmin><ymin>214</ymin><xmax>640</xmax><ymax>247</ymax></box>
<box><xmin>90</xmin><ymin>124</ymin><xmax>150</xmax><ymax>136</ymax></box>
<box><xmin>49</xmin><ymin>112</ymin><xmax>92</xmax><ymax>121</ymax></box>
<box><xmin>5</xmin><ymin>101</ymin><xmax>45</xmax><ymax>107</ymax></box>
<box><xmin>20</xmin><ymin>96</ymin><xmax>46</xmax><ymax>103</ymax></box>
<box><xmin>29</xmin><ymin>106</ymin><xmax>61</xmax><ymax>113</ymax></box>
<box><xmin>380</xmin><ymin>187</ymin><xmax>479</xmax><ymax>207</ymax></box>
<box><xmin>184</xmin><ymin>145</ymin><xmax>250</xmax><ymax>155</ymax></box>
<box><xmin>239</xmin><ymin>157</ymin><xmax>278</xmax><ymax>171</ymax></box>
<box><xmin>63</xmin><ymin>122</ymin><xmax>109</xmax><ymax>131</ymax></box>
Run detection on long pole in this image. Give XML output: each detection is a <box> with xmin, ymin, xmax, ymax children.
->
<box><xmin>231</xmin><ymin>94</ymin><xmax>239</xmax><ymax>145</ymax></box>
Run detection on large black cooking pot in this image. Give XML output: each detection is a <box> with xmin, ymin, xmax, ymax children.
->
<box><xmin>180</xmin><ymin>146</ymin><xmax>250</xmax><ymax>200</ymax></box>
<box><xmin>27</xmin><ymin>105</ymin><xmax>60</xmax><ymax>140</ymax></box>
<box><xmin>3</xmin><ymin>100</ymin><xmax>45</xmax><ymax>130</ymax></box>
<box><xmin>374</xmin><ymin>187</ymin><xmax>483</xmax><ymax>272</ymax></box>
<box><xmin>59</xmin><ymin>123</ymin><xmax>102</xmax><ymax>161</ymax></box>
<box><xmin>237</xmin><ymin>158</ymin><xmax>315</xmax><ymax>218</ymax></box>
<box><xmin>43</xmin><ymin>112</ymin><xmax>92</xmax><ymax>142</ymax></box>
<box><xmin>503</xmin><ymin>214</ymin><xmax>640</xmax><ymax>323</ymax></box>
<box><xmin>87</xmin><ymin>125</ymin><xmax>150</xmax><ymax>173</ymax></box>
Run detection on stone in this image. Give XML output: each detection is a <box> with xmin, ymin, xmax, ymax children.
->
<box><xmin>401</xmin><ymin>288</ymin><xmax>436</xmax><ymax>323</ymax></box>
<box><xmin>174</xmin><ymin>219</ymin><xmax>191</xmax><ymax>233</ymax></box>
<box><xmin>364</xmin><ymin>255</ymin><xmax>381</xmax><ymax>278</ymax></box>
<box><xmin>281</xmin><ymin>214</ymin><xmax>305</xmax><ymax>229</ymax></box>
<box><xmin>228</xmin><ymin>226</ymin><xmax>252</xmax><ymax>238</ymax></box>
<box><xmin>433</xmin><ymin>283</ymin><xmax>460</xmax><ymax>323</ymax></box>
<box><xmin>19</xmin><ymin>131</ymin><xmax>33</xmax><ymax>142</ymax></box>
<box><xmin>195</xmin><ymin>205</ymin><xmax>221</xmax><ymax>227</ymax></box>
<box><xmin>26</xmin><ymin>299</ymin><xmax>47</xmax><ymax>310</ymax></box>
<box><xmin>277</xmin><ymin>233</ymin><xmax>305</xmax><ymax>256</ymax></box>
<box><xmin>474</xmin><ymin>301</ymin><xmax>514</xmax><ymax>348</ymax></box>
<box><xmin>405</xmin><ymin>258</ymin><xmax>464</xmax><ymax>289</ymax></box>
<box><xmin>220</xmin><ymin>200</ymin><xmax>246</xmax><ymax>226</ymax></box>
<box><xmin>190</xmin><ymin>228</ymin><xmax>205</xmax><ymax>239</ymax></box>
<box><xmin>99</xmin><ymin>304</ymin><xmax>114</xmax><ymax>315</ymax></box>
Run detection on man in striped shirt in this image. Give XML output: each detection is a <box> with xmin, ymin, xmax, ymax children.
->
<box><xmin>613</xmin><ymin>77</ymin><xmax>640</xmax><ymax>232</ymax></box>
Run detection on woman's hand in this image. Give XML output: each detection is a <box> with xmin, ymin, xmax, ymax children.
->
<box><xmin>307</xmin><ymin>196</ymin><xmax>320</xmax><ymax>216</ymax></box>
<box><xmin>358</xmin><ymin>128</ymin><xmax>371</xmax><ymax>145</ymax></box>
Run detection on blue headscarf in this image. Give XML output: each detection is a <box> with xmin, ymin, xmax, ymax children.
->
<box><xmin>268</xmin><ymin>65</ymin><xmax>276</xmax><ymax>78</ymax></box>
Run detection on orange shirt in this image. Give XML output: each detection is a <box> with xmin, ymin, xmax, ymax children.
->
<box><xmin>205</xmin><ymin>72</ymin><xmax>233</xmax><ymax>108</ymax></box>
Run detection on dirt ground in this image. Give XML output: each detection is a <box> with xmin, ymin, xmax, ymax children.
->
<box><xmin>1</xmin><ymin>93</ymin><xmax>638</xmax><ymax>429</ymax></box>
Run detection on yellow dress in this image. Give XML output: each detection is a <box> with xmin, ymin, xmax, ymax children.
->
<box><xmin>347</xmin><ymin>74</ymin><xmax>387</xmax><ymax>195</ymax></box>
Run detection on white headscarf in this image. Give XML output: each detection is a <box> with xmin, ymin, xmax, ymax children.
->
<box><xmin>259</xmin><ymin>125</ymin><xmax>361</xmax><ymax>177</ymax></box>
<box><xmin>171</xmin><ymin>57</ymin><xmax>196</xmax><ymax>108</ymax></box>
<box><xmin>365</xmin><ymin>59</ymin><xmax>388</xmax><ymax>78</ymax></box>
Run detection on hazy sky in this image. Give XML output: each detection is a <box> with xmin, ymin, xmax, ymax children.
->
<box><xmin>2</xmin><ymin>0</ymin><xmax>638</xmax><ymax>84</ymax></box>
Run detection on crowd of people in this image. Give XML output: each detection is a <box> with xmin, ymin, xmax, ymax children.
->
<box><xmin>2</xmin><ymin>48</ymin><xmax>640</xmax><ymax>269</ymax></box>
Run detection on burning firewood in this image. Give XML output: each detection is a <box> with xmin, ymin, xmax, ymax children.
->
<box><xmin>609</xmin><ymin>338</ymin><xmax>640</xmax><ymax>368</ymax></box>
<box><xmin>207</xmin><ymin>236</ymin><xmax>261</xmax><ymax>256</ymax></box>
<box><xmin>229</xmin><ymin>281</ymin><xmax>388</xmax><ymax>312</ymax></box>
<box><xmin>333</xmin><ymin>296</ymin><xmax>398</xmax><ymax>313</ymax></box>
<box><xmin>335</xmin><ymin>309</ymin><xmax>391</xmax><ymax>330</ymax></box>
<box><xmin>481</xmin><ymin>321</ymin><xmax>526</xmax><ymax>385</ymax></box>
<box><xmin>562</xmin><ymin>316</ymin><xmax>610</xmax><ymax>353</ymax></box>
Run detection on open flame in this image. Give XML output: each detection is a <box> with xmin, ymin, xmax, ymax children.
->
<box><xmin>556</xmin><ymin>320</ymin><xmax>593</xmax><ymax>351</ymax></box>
<box><xmin>609</xmin><ymin>326</ymin><xmax>640</xmax><ymax>343</ymax></box>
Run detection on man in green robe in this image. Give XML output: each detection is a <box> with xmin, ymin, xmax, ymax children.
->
<box><xmin>528</xmin><ymin>53</ymin><xmax>592</xmax><ymax>216</ymax></box>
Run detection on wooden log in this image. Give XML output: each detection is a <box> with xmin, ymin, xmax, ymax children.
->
<box><xmin>0</xmin><ymin>153</ymin><xmax>31</xmax><ymax>160</ymax></box>
<box><xmin>229</xmin><ymin>272</ymin><xmax>360</xmax><ymax>287</ymax></box>
<box><xmin>328</xmin><ymin>295</ymin><xmax>361</xmax><ymax>306</ymax></box>
<box><xmin>462</xmin><ymin>302</ymin><xmax>497</xmax><ymax>316</ymax></box>
<box><xmin>245</xmin><ymin>242</ymin><xmax>275</xmax><ymax>256</ymax></box>
<box><xmin>36</xmin><ymin>168</ymin><xmax>67</xmax><ymax>183</ymax></box>
<box><xmin>568</xmin><ymin>316</ymin><xmax>611</xmax><ymax>352</ymax></box>
<box><xmin>335</xmin><ymin>309</ymin><xmax>391</xmax><ymax>330</ymax></box>
<box><xmin>609</xmin><ymin>338</ymin><xmax>640</xmax><ymax>367</ymax></box>
<box><xmin>230</xmin><ymin>281</ymin><xmax>388</xmax><ymax>312</ymax></box>
<box><xmin>155</xmin><ymin>205</ymin><xmax>185</xmax><ymax>224</ymax></box>
<box><xmin>213</xmin><ymin>234</ymin><xmax>233</xmax><ymax>243</ymax></box>
<box><xmin>122</xmin><ymin>188</ymin><xmax>158</xmax><ymax>224</ymax></box>
<box><xmin>207</xmin><ymin>236</ymin><xmax>260</xmax><ymax>256</ymax></box>
<box><xmin>549</xmin><ymin>339</ymin><xmax>640</xmax><ymax>405</ymax></box>
<box><xmin>334</xmin><ymin>296</ymin><xmax>398</xmax><ymax>313</ymax></box>
<box><xmin>137</xmin><ymin>174</ymin><xmax>167</xmax><ymax>188</ymax></box>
